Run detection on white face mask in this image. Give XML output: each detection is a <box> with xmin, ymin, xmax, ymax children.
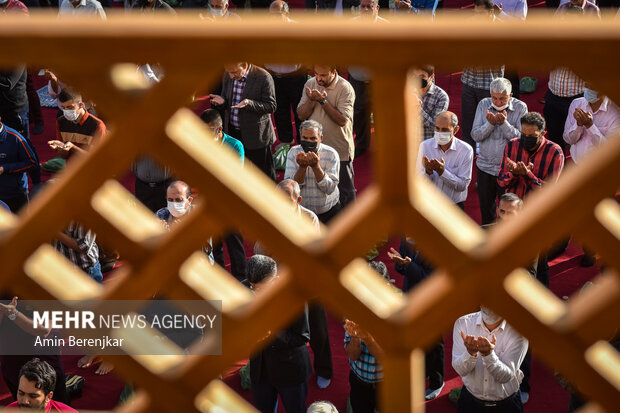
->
<box><xmin>63</xmin><ymin>108</ymin><xmax>80</xmax><ymax>122</ymax></box>
<box><xmin>492</xmin><ymin>102</ymin><xmax>509</xmax><ymax>111</ymax></box>
<box><xmin>433</xmin><ymin>131</ymin><xmax>452</xmax><ymax>146</ymax></box>
<box><xmin>210</xmin><ymin>7</ymin><xmax>224</xmax><ymax>16</ymax></box>
<box><xmin>480</xmin><ymin>306</ymin><xmax>502</xmax><ymax>325</ymax></box>
<box><xmin>167</xmin><ymin>201</ymin><xmax>188</xmax><ymax>218</ymax></box>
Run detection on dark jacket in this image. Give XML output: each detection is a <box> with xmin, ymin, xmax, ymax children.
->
<box><xmin>0</xmin><ymin>124</ymin><xmax>37</xmax><ymax>198</ymax></box>
<box><xmin>218</xmin><ymin>65</ymin><xmax>277</xmax><ymax>150</ymax></box>
<box><xmin>250</xmin><ymin>304</ymin><xmax>312</xmax><ymax>387</ymax></box>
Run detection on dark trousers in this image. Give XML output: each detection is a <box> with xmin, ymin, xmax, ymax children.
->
<box><xmin>461</xmin><ymin>84</ymin><xmax>491</xmax><ymax>150</ymax></box>
<box><xmin>536</xmin><ymin>253</ymin><xmax>549</xmax><ymax>288</ymax></box>
<box><xmin>316</xmin><ymin>202</ymin><xmax>341</xmax><ymax>224</ymax></box>
<box><xmin>349</xmin><ymin>370</ymin><xmax>378</xmax><ymax>413</ymax></box>
<box><xmin>520</xmin><ymin>350</ymin><xmax>531</xmax><ymax>393</ymax></box>
<box><xmin>477</xmin><ymin>167</ymin><xmax>500</xmax><ymax>225</ymax></box>
<box><xmin>252</xmin><ymin>379</ymin><xmax>307</xmax><ymax>413</ymax></box>
<box><xmin>458</xmin><ymin>386</ymin><xmax>522</xmax><ymax>413</ymax></box>
<box><xmin>426</xmin><ymin>338</ymin><xmax>444</xmax><ymax>390</ymax></box>
<box><xmin>308</xmin><ymin>304</ymin><xmax>333</xmax><ymax>379</ymax></box>
<box><xmin>26</xmin><ymin>70</ymin><xmax>43</xmax><ymax>126</ymax></box>
<box><xmin>134</xmin><ymin>178</ymin><xmax>171</xmax><ymax>213</ymax></box>
<box><xmin>339</xmin><ymin>160</ymin><xmax>356</xmax><ymax>209</ymax></box>
<box><xmin>598</xmin><ymin>0</ymin><xmax>620</xmax><ymax>6</ymax></box>
<box><xmin>505</xmin><ymin>70</ymin><xmax>520</xmax><ymax>100</ymax></box>
<box><xmin>349</xmin><ymin>77</ymin><xmax>371</xmax><ymax>157</ymax></box>
<box><xmin>1</xmin><ymin>192</ymin><xmax>28</xmax><ymax>214</ymax></box>
<box><xmin>543</xmin><ymin>90</ymin><xmax>581</xmax><ymax>151</ymax></box>
<box><xmin>213</xmin><ymin>232</ymin><xmax>247</xmax><ymax>281</ymax></box>
<box><xmin>272</xmin><ymin>75</ymin><xmax>305</xmax><ymax>144</ymax></box>
<box><xmin>228</xmin><ymin>125</ymin><xmax>276</xmax><ymax>181</ymax></box>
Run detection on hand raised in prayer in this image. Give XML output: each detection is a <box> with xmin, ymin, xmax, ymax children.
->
<box><xmin>513</xmin><ymin>161</ymin><xmax>530</xmax><ymax>176</ymax></box>
<box><xmin>430</xmin><ymin>157</ymin><xmax>445</xmax><ymax>175</ymax></box>
<box><xmin>387</xmin><ymin>247</ymin><xmax>412</xmax><ymax>266</ymax></box>
<box><xmin>296</xmin><ymin>152</ymin><xmax>309</xmax><ymax>167</ymax></box>
<box><xmin>460</xmin><ymin>331</ymin><xmax>479</xmax><ymax>356</ymax></box>
<box><xmin>582</xmin><ymin>110</ymin><xmax>594</xmax><ymax>128</ymax></box>
<box><xmin>309</xmin><ymin>88</ymin><xmax>327</xmax><ymax>102</ymax></box>
<box><xmin>396</xmin><ymin>0</ymin><xmax>412</xmax><ymax>9</ymax></box>
<box><xmin>477</xmin><ymin>335</ymin><xmax>496</xmax><ymax>357</ymax></box>
<box><xmin>486</xmin><ymin>110</ymin><xmax>497</xmax><ymax>126</ymax></box>
<box><xmin>231</xmin><ymin>99</ymin><xmax>249</xmax><ymax>109</ymax></box>
<box><xmin>306</xmin><ymin>151</ymin><xmax>320</xmax><ymax>167</ymax></box>
<box><xmin>43</xmin><ymin>69</ymin><xmax>57</xmax><ymax>83</ymax></box>
<box><xmin>209</xmin><ymin>94</ymin><xmax>225</xmax><ymax>106</ymax></box>
<box><xmin>0</xmin><ymin>296</ymin><xmax>17</xmax><ymax>316</ymax></box>
<box><xmin>422</xmin><ymin>155</ymin><xmax>434</xmax><ymax>175</ymax></box>
<box><xmin>344</xmin><ymin>319</ymin><xmax>370</xmax><ymax>340</ymax></box>
<box><xmin>495</xmin><ymin>110</ymin><xmax>507</xmax><ymax>126</ymax></box>
<box><xmin>574</xmin><ymin>108</ymin><xmax>585</xmax><ymax>126</ymax></box>
<box><xmin>505</xmin><ymin>157</ymin><xmax>517</xmax><ymax>173</ymax></box>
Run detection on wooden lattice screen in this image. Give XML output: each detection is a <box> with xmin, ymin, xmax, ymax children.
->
<box><xmin>0</xmin><ymin>12</ymin><xmax>619</xmax><ymax>413</ymax></box>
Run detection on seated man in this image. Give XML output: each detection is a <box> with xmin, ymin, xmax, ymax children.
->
<box><xmin>419</xmin><ymin>111</ymin><xmax>474</xmax><ymax>210</ymax></box>
<box><xmin>53</xmin><ymin>221</ymin><xmax>102</xmax><ymax>283</ymax></box>
<box><xmin>471</xmin><ymin>77</ymin><xmax>527</xmax><ymax>224</ymax></box>
<box><xmin>284</xmin><ymin>119</ymin><xmax>341</xmax><ymax>224</ymax></box>
<box><xmin>248</xmin><ymin>255</ymin><xmax>312</xmax><ymax>413</ymax></box>
<box><xmin>7</xmin><ymin>358</ymin><xmax>77</xmax><ymax>411</ymax></box>
<box><xmin>563</xmin><ymin>86</ymin><xmax>620</xmax><ymax>164</ymax></box>
<box><xmin>48</xmin><ymin>87</ymin><xmax>106</xmax><ymax>159</ymax></box>
<box><xmin>452</xmin><ymin>306</ymin><xmax>528</xmax><ymax>413</ymax></box>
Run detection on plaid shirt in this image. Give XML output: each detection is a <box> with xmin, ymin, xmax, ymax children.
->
<box><xmin>230</xmin><ymin>68</ymin><xmax>249</xmax><ymax>129</ymax></box>
<box><xmin>344</xmin><ymin>331</ymin><xmax>383</xmax><ymax>383</ymax></box>
<box><xmin>461</xmin><ymin>67</ymin><xmax>505</xmax><ymax>90</ymax></box>
<box><xmin>284</xmin><ymin>143</ymin><xmax>340</xmax><ymax>214</ymax></box>
<box><xmin>498</xmin><ymin>136</ymin><xmax>564</xmax><ymax>199</ymax></box>
<box><xmin>53</xmin><ymin>221</ymin><xmax>99</xmax><ymax>272</ymax></box>
<box><xmin>421</xmin><ymin>83</ymin><xmax>450</xmax><ymax>141</ymax></box>
<box><xmin>548</xmin><ymin>68</ymin><xmax>585</xmax><ymax>98</ymax></box>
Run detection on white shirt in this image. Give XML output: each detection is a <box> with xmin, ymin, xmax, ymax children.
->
<box><xmin>417</xmin><ymin>137</ymin><xmax>474</xmax><ymax>204</ymax></box>
<box><xmin>495</xmin><ymin>0</ymin><xmax>527</xmax><ymax>20</ymax></box>
<box><xmin>563</xmin><ymin>97</ymin><xmax>620</xmax><ymax>164</ymax></box>
<box><xmin>452</xmin><ymin>312</ymin><xmax>528</xmax><ymax>401</ymax></box>
<box><xmin>59</xmin><ymin>0</ymin><xmax>106</xmax><ymax>19</ymax></box>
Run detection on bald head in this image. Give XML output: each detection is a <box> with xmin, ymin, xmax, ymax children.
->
<box><xmin>435</xmin><ymin>111</ymin><xmax>458</xmax><ymax>129</ymax></box>
<box><xmin>269</xmin><ymin>0</ymin><xmax>289</xmax><ymax>14</ymax></box>
<box><xmin>277</xmin><ymin>179</ymin><xmax>301</xmax><ymax>205</ymax></box>
<box><xmin>166</xmin><ymin>180</ymin><xmax>191</xmax><ymax>201</ymax></box>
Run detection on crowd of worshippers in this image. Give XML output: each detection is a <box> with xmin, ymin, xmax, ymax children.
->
<box><xmin>1</xmin><ymin>1</ymin><xmax>619</xmax><ymax>413</ymax></box>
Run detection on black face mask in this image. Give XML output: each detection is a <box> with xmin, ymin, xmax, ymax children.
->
<box><xmin>421</xmin><ymin>78</ymin><xmax>429</xmax><ymax>89</ymax></box>
<box><xmin>521</xmin><ymin>134</ymin><xmax>539</xmax><ymax>151</ymax></box>
<box><xmin>300</xmin><ymin>140</ymin><xmax>318</xmax><ymax>153</ymax></box>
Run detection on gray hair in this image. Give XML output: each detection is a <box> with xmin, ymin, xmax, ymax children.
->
<box><xmin>307</xmin><ymin>401</ymin><xmax>339</xmax><ymax>413</ymax></box>
<box><xmin>246</xmin><ymin>254</ymin><xmax>277</xmax><ymax>284</ymax></box>
<box><xmin>490</xmin><ymin>77</ymin><xmax>512</xmax><ymax>95</ymax></box>
<box><xmin>277</xmin><ymin>179</ymin><xmax>301</xmax><ymax>200</ymax></box>
<box><xmin>499</xmin><ymin>192</ymin><xmax>523</xmax><ymax>208</ymax></box>
<box><xmin>209</xmin><ymin>0</ymin><xmax>228</xmax><ymax>5</ymax></box>
<box><xmin>299</xmin><ymin>119</ymin><xmax>323</xmax><ymax>137</ymax></box>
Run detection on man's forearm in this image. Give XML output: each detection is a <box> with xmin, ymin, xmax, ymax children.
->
<box><xmin>294</xmin><ymin>165</ymin><xmax>308</xmax><ymax>185</ymax></box>
<box><xmin>297</xmin><ymin>101</ymin><xmax>315</xmax><ymax>121</ymax></box>
<box><xmin>323</xmin><ymin>101</ymin><xmax>347</xmax><ymax>127</ymax></box>
<box><xmin>345</xmin><ymin>338</ymin><xmax>362</xmax><ymax>360</ymax></box>
<box><xmin>311</xmin><ymin>165</ymin><xmax>325</xmax><ymax>182</ymax></box>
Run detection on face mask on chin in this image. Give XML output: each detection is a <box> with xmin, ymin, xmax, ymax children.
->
<box><xmin>168</xmin><ymin>201</ymin><xmax>188</xmax><ymax>218</ymax></box>
<box><xmin>492</xmin><ymin>102</ymin><xmax>509</xmax><ymax>111</ymax></box>
<box><xmin>433</xmin><ymin>131</ymin><xmax>452</xmax><ymax>146</ymax></box>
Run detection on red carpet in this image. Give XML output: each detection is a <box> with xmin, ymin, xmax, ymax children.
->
<box><xmin>0</xmin><ymin>56</ymin><xmax>600</xmax><ymax>411</ymax></box>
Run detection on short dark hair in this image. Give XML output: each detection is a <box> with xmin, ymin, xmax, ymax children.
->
<box><xmin>420</xmin><ymin>65</ymin><xmax>435</xmax><ymax>76</ymax></box>
<box><xmin>520</xmin><ymin>112</ymin><xmax>546</xmax><ymax>132</ymax></box>
<box><xmin>474</xmin><ymin>0</ymin><xmax>493</xmax><ymax>8</ymax></box>
<box><xmin>200</xmin><ymin>109</ymin><xmax>223</xmax><ymax>128</ymax></box>
<box><xmin>247</xmin><ymin>255</ymin><xmax>277</xmax><ymax>284</ymax></box>
<box><xmin>18</xmin><ymin>358</ymin><xmax>57</xmax><ymax>396</ymax></box>
<box><xmin>57</xmin><ymin>87</ymin><xmax>82</xmax><ymax>104</ymax></box>
<box><xmin>499</xmin><ymin>192</ymin><xmax>523</xmax><ymax>208</ymax></box>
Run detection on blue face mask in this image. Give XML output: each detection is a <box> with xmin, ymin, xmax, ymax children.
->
<box><xmin>583</xmin><ymin>88</ymin><xmax>599</xmax><ymax>104</ymax></box>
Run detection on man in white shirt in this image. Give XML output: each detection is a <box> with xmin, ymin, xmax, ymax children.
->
<box><xmin>452</xmin><ymin>306</ymin><xmax>528</xmax><ymax>412</ymax></box>
<box><xmin>419</xmin><ymin>111</ymin><xmax>474</xmax><ymax>210</ymax></box>
<box><xmin>563</xmin><ymin>87</ymin><xmax>620</xmax><ymax>164</ymax></box>
<box><xmin>58</xmin><ymin>0</ymin><xmax>106</xmax><ymax>18</ymax></box>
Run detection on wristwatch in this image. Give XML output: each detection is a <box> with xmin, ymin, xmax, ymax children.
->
<box><xmin>319</xmin><ymin>99</ymin><xmax>327</xmax><ymax>105</ymax></box>
<box><xmin>8</xmin><ymin>309</ymin><xmax>18</xmax><ymax>321</ymax></box>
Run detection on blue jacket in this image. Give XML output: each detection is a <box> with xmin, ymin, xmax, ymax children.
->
<box><xmin>0</xmin><ymin>124</ymin><xmax>37</xmax><ymax>198</ymax></box>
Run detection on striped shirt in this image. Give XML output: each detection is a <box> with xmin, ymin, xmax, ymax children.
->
<box><xmin>284</xmin><ymin>143</ymin><xmax>340</xmax><ymax>214</ymax></box>
<box><xmin>53</xmin><ymin>221</ymin><xmax>99</xmax><ymax>272</ymax></box>
<box><xmin>230</xmin><ymin>70</ymin><xmax>249</xmax><ymax>129</ymax></box>
<box><xmin>56</xmin><ymin>111</ymin><xmax>106</xmax><ymax>152</ymax></box>
<box><xmin>498</xmin><ymin>136</ymin><xmax>564</xmax><ymax>199</ymax></box>
<box><xmin>344</xmin><ymin>331</ymin><xmax>383</xmax><ymax>383</ymax></box>
<box><xmin>421</xmin><ymin>83</ymin><xmax>450</xmax><ymax>141</ymax></box>
<box><xmin>548</xmin><ymin>68</ymin><xmax>585</xmax><ymax>98</ymax></box>
<box><xmin>461</xmin><ymin>67</ymin><xmax>505</xmax><ymax>90</ymax></box>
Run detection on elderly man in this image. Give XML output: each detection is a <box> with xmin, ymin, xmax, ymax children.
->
<box><xmin>419</xmin><ymin>111</ymin><xmax>474</xmax><ymax>210</ymax></box>
<box><xmin>58</xmin><ymin>0</ymin><xmax>106</xmax><ymax>18</ymax></box>
<box><xmin>210</xmin><ymin>62</ymin><xmax>277</xmax><ymax>180</ymax></box>
<box><xmin>452</xmin><ymin>306</ymin><xmax>528</xmax><ymax>413</ymax></box>
<box><xmin>277</xmin><ymin>179</ymin><xmax>320</xmax><ymax>229</ymax></box>
<box><xmin>413</xmin><ymin>65</ymin><xmax>449</xmax><ymax>141</ymax></box>
<box><xmin>472</xmin><ymin>78</ymin><xmax>527</xmax><ymax>224</ymax></box>
<box><xmin>248</xmin><ymin>255</ymin><xmax>312</xmax><ymax>413</ymax></box>
<box><xmin>6</xmin><ymin>359</ymin><xmax>77</xmax><ymax>411</ymax></box>
<box><xmin>297</xmin><ymin>65</ymin><xmax>356</xmax><ymax>209</ymax></box>
<box><xmin>563</xmin><ymin>87</ymin><xmax>620</xmax><ymax>164</ymax></box>
<box><xmin>284</xmin><ymin>120</ymin><xmax>340</xmax><ymax>224</ymax></box>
